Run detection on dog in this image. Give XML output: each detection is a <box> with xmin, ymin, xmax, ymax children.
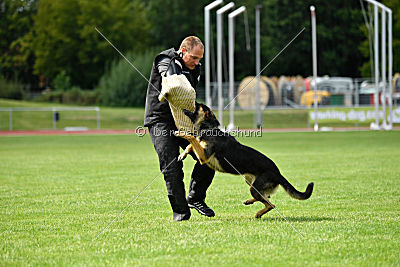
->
<box><xmin>174</xmin><ymin>102</ymin><xmax>314</xmax><ymax>218</ymax></box>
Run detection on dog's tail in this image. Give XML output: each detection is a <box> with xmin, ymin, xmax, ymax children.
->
<box><xmin>279</xmin><ymin>176</ymin><xmax>314</xmax><ymax>200</ymax></box>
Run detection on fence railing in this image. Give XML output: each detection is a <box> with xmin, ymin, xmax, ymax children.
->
<box><xmin>0</xmin><ymin>107</ymin><xmax>100</xmax><ymax>131</ymax></box>
<box><xmin>197</xmin><ymin>76</ymin><xmax>400</xmax><ymax>110</ymax></box>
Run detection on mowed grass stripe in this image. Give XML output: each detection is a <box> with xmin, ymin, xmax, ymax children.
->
<box><xmin>1</xmin><ymin>131</ymin><xmax>399</xmax><ymax>265</ymax></box>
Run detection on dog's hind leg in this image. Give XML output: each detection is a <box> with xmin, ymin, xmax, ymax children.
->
<box><xmin>243</xmin><ymin>198</ymin><xmax>257</xmax><ymax>205</ymax></box>
<box><xmin>249</xmin><ymin>181</ymin><xmax>276</xmax><ymax>218</ymax></box>
<box><xmin>255</xmin><ymin>201</ymin><xmax>275</xmax><ymax>218</ymax></box>
<box><xmin>255</xmin><ymin>202</ymin><xmax>275</xmax><ymax>218</ymax></box>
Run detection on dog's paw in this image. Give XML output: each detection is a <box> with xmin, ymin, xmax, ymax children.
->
<box><xmin>243</xmin><ymin>198</ymin><xmax>256</xmax><ymax>205</ymax></box>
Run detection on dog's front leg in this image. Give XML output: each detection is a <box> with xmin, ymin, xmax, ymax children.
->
<box><xmin>178</xmin><ymin>144</ymin><xmax>192</xmax><ymax>161</ymax></box>
<box><xmin>188</xmin><ymin>137</ymin><xmax>208</xmax><ymax>165</ymax></box>
<box><xmin>174</xmin><ymin>131</ymin><xmax>208</xmax><ymax>165</ymax></box>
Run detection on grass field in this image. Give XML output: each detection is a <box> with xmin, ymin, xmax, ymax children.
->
<box><xmin>1</xmin><ymin>131</ymin><xmax>399</xmax><ymax>265</ymax></box>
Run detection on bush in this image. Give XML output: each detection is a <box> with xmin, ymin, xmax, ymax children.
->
<box><xmin>38</xmin><ymin>90</ymin><xmax>63</xmax><ymax>103</ymax></box>
<box><xmin>63</xmin><ymin>86</ymin><xmax>82</xmax><ymax>104</ymax></box>
<box><xmin>97</xmin><ymin>49</ymin><xmax>157</xmax><ymax>107</ymax></box>
<box><xmin>53</xmin><ymin>70</ymin><xmax>71</xmax><ymax>91</ymax></box>
<box><xmin>0</xmin><ymin>74</ymin><xmax>26</xmax><ymax>100</ymax></box>
<box><xmin>80</xmin><ymin>90</ymin><xmax>100</xmax><ymax>106</ymax></box>
<box><xmin>37</xmin><ymin>88</ymin><xmax>100</xmax><ymax>106</ymax></box>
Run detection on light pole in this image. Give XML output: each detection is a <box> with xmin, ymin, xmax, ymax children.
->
<box><xmin>204</xmin><ymin>0</ymin><xmax>223</xmax><ymax>108</ymax></box>
<box><xmin>255</xmin><ymin>5</ymin><xmax>262</xmax><ymax>128</ymax></box>
<box><xmin>310</xmin><ymin>5</ymin><xmax>318</xmax><ymax>131</ymax></box>
<box><xmin>216</xmin><ymin>2</ymin><xmax>235</xmax><ymax>125</ymax></box>
<box><xmin>227</xmin><ymin>6</ymin><xmax>246</xmax><ymax>131</ymax></box>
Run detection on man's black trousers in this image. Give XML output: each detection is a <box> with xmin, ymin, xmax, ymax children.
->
<box><xmin>148</xmin><ymin>122</ymin><xmax>215</xmax><ymax>220</ymax></box>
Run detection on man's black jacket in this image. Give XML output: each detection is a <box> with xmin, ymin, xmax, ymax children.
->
<box><xmin>144</xmin><ymin>48</ymin><xmax>200</xmax><ymax>127</ymax></box>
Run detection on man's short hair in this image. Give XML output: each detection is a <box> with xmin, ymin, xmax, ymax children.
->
<box><xmin>179</xmin><ymin>36</ymin><xmax>204</xmax><ymax>52</ymax></box>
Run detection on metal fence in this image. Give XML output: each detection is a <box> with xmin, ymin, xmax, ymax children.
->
<box><xmin>197</xmin><ymin>76</ymin><xmax>400</xmax><ymax>110</ymax></box>
<box><xmin>0</xmin><ymin>107</ymin><xmax>100</xmax><ymax>131</ymax></box>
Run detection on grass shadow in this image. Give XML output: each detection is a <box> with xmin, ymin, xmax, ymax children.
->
<box><xmin>261</xmin><ymin>216</ymin><xmax>336</xmax><ymax>222</ymax></box>
<box><xmin>215</xmin><ymin>215</ymin><xmax>336</xmax><ymax>223</ymax></box>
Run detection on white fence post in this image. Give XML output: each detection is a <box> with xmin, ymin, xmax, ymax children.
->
<box><xmin>9</xmin><ymin>108</ymin><xmax>12</xmax><ymax>131</ymax></box>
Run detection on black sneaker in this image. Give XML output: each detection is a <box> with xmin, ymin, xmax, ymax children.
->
<box><xmin>187</xmin><ymin>200</ymin><xmax>215</xmax><ymax>217</ymax></box>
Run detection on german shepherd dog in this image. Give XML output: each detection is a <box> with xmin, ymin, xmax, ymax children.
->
<box><xmin>175</xmin><ymin>102</ymin><xmax>314</xmax><ymax>218</ymax></box>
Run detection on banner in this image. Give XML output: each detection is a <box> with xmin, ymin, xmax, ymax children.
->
<box><xmin>309</xmin><ymin>107</ymin><xmax>400</xmax><ymax>123</ymax></box>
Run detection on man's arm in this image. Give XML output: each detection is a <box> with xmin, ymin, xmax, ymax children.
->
<box><xmin>157</xmin><ymin>56</ymin><xmax>182</xmax><ymax>77</ymax></box>
<box><xmin>157</xmin><ymin>56</ymin><xmax>183</xmax><ymax>102</ymax></box>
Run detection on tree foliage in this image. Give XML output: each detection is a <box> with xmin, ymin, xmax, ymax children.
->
<box><xmin>33</xmin><ymin>0</ymin><xmax>151</xmax><ymax>89</ymax></box>
<box><xmin>260</xmin><ymin>0</ymin><xmax>365</xmax><ymax>78</ymax></box>
<box><xmin>147</xmin><ymin>0</ymin><xmax>206</xmax><ymax>50</ymax></box>
<box><xmin>359</xmin><ymin>0</ymin><xmax>400</xmax><ymax>77</ymax></box>
<box><xmin>1</xmin><ymin>0</ymin><xmax>400</xmax><ymax>104</ymax></box>
<box><xmin>0</xmin><ymin>0</ymin><xmax>38</xmax><ymax>86</ymax></box>
<box><xmin>97</xmin><ymin>49</ymin><xmax>156</xmax><ymax>107</ymax></box>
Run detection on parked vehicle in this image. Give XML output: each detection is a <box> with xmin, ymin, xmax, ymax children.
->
<box><xmin>300</xmin><ymin>90</ymin><xmax>330</xmax><ymax>106</ymax></box>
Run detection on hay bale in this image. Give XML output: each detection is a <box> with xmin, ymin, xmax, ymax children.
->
<box><xmin>238</xmin><ymin>76</ymin><xmax>269</xmax><ymax>108</ymax></box>
<box><xmin>262</xmin><ymin>76</ymin><xmax>280</xmax><ymax>105</ymax></box>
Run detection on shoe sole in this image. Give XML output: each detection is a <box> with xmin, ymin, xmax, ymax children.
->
<box><xmin>188</xmin><ymin>203</ymin><xmax>215</xmax><ymax>217</ymax></box>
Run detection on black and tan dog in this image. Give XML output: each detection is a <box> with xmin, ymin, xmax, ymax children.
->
<box><xmin>175</xmin><ymin>102</ymin><xmax>314</xmax><ymax>218</ymax></box>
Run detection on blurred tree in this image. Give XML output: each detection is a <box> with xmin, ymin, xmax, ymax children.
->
<box><xmin>33</xmin><ymin>0</ymin><xmax>151</xmax><ymax>89</ymax></box>
<box><xmin>146</xmin><ymin>0</ymin><xmax>257</xmax><ymax>83</ymax></box>
<box><xmin>147</xmin><ymin>0</ymin><xmax>206</xmax><ymax>50</ymax></box>
<box><xmin>3</xmin><ymin>0</ymin><xmax>395</xmax><ymax>103</ymax></box>
<box><xmin>360</xmin><ymin>0</ymin><xmax>400</xmax><ymax>77</ymax></box>
<box><xmin>385</xmin><ymin>0</ymin><xmax>400</xmax><ymax>75</ymax></box>
<box><xmin>261</xmin><ymin>0</ymin><xmax>365</xmax><ymax>78</ymax></box>
<box><xmin>97</xmin><ymin>49</ymin><xmax>156</xmax><ymax>107</ymax></box>
<box><xmin>0</xmin><ymin>0</ymin><xmax>38</xmax><ymax>87</ymax></box>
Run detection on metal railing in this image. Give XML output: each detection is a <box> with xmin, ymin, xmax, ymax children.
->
<box><xmin>0</xmin><ymin>107</ymin><xmax>100</xmax><ymax>131</ymax></box>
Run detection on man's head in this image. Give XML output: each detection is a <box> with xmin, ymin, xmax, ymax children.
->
<box><xmin>179</xmin><ymin>36</ymin><xmax>204</xmax><ymax>70</ymax></box>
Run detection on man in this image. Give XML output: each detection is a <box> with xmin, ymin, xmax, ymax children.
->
<box><xmin>144</xmin><ymin>36</ymin><xmax>215</xmax><ymax>221</ymax></box>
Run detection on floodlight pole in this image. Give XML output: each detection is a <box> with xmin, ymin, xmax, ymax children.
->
<box><xmin>373</xmin><ymin>4</ymin><xmax>380</xmax><ymax>128</ymax></box>
<box><xmin>381</xmin><ymin>10</ymin><xmax>387</xmax><ymax>128</ymax></box>
<box><xmin>310</xmin><ymin>6</ymin><xmax>318</xmax><ymax>132</ymax></box>
<box><xmin>255</xmin><ymin>5</ymin><xmax>262</xmax><ymax>128</ymax></box>
<box><xmin>364</xmin><ymin>0</ymin><xmax>392</xmax><ymax>130</ymax></box>
<box><xmin>388</xmin><ymin>11</ymin><xmax>393</xmax><ymax>128</ymax></box>
<box><xmin>227</xmin><ymin>6</ymin><xmax>246</xmax><ymax>131</ymax></box>
<box><xmin>204</xmin><ymin>0</ymin><xmax>223</xmax><ymax>108</ymax></box>
<box><xmin>217</xmin><ymin>2</ymin><xmax>235</xmax><ymax>125</ymax></box>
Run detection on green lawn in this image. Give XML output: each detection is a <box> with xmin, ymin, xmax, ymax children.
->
<box><xmin>1</xmin><ymin>131</ymin><xmax>399</xmax><ymax>265</ymax></box>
